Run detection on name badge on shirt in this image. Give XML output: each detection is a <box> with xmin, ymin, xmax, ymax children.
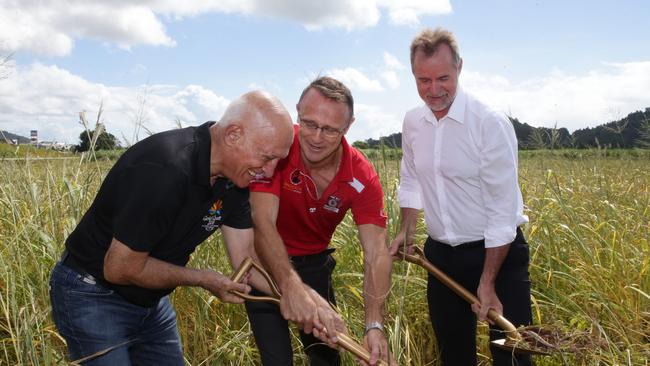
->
<box><xmin>323</xmin><ymin>195</ymin><xmax>341</xmax><ymax>213</ymax></box>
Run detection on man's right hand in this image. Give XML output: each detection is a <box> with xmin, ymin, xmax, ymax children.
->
<box><xmin>279</xmin><ymin>278</ymin><xmax>324</xmax><ymax>333</ymax></box>
<box><xmin>307</xmin><ymin>287</ymin><xmax>347</xmax><ymax>347</ymax></box>
<box><xmin>388</xmin><ymin>231</ymin><xmax>415</xmax><ymax>260</ymax></box>
<box><xmin>199</xmin><ymin>269</ymin><xmax>251</xmax><ymax>304</ymax></box>
<box><xmin>279</xmin><ymin>278</ymin><xmax>348</xmax><ymax>348</ymax></box>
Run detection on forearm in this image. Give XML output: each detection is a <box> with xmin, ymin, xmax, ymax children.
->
<box><xmin>363</xmin><ymin>250</ymin><xmax>392</xmax><ymax>324</ymax></box>
<box><xmin>253</xmin><ymin>222</ymin><xmax>302</xmax><ymax>292</ymax></box>
<box><xmin>222</xmin><ymin>226</ymin><xmax>276</xmax><ymax>295</ymax></box>
<box><xmin>480</xmin><ymin>244</ymin><xmax>510</xmax><ymax>287</ymax></box>
<box><xmin>399</xmin><ymin>207</ymin><xmax>419</xmax><ymax>235</ymax></box>
<box><xmin>358</xmin><ymin>224</ymin><xmax>392</xmax><ymax>324</ymax></box>
<box><xmin>106</xmin><ymin>253</ymin><xmax>208</xmax><ymax>289</ymax></box>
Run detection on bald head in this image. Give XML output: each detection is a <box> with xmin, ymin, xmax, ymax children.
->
<box><xmin>211</xmin><ymin>90</ymin><xmax>294</xmax><ymax>187</ymax></box>
<box><xmin>220</xmin><ymin>90</ymin><xmax>290</xmax><ymax>131</ymax></box>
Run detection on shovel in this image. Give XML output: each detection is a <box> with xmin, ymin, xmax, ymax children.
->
<box><xmin>397</xmin><ymin>246</ymin><xmax>550</xmax><ymax>355</ymax></box>
<box><xmin>230</xmin><ymin>257</ymin><xmax>390</xmax><ymax>366</ymax></box>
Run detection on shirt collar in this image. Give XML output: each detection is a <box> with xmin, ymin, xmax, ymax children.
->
<box><xmin>337</xmin><ymin>136</ymin><xmax>353</xmax><ymax>182</ymax></box>
<box><xmin>422</xmin><ymin>86</ymin><xmax>467</xmax><ymax>125</ymax></box>
<box><xmin>195</xmin><ymin>121</ymin><xmax>215</xmax><ymax>187</ymax></box>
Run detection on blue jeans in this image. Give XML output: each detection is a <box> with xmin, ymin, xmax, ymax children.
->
<box><xmin>49</xmin><ymin>261</ymin><xmax>184</xmax><ymax>365</ymax></box>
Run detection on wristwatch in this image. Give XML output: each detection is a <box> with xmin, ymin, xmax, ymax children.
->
<box><xmin>364</xmin><ymin>321</ymin><xmax>384</xmax><ymax>335</ymax></box>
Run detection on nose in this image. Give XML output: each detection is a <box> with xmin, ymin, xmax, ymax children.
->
<box><xmin>311</xmin><ymin>127</ymin><xmax>325</xmax><ymax>141</ymax></box>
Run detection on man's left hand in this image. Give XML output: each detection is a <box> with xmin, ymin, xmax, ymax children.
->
<box><xmin>472</xmin><ymin>282</ymin><xmax>503</xmax><ymax>323</ymax></box>
<box><xmin>360</xmin><ymin>329</ymin><xmax>396</xmax><ymax>366</ymax></box>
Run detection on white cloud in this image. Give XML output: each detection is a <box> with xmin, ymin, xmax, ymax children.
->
<box><xmin>461</xmin><ymin>61</ymin><xmax>650</xmax><ymax>131</ymax></box>
<box><xmin>383</xmin><ymin>52</ymin><xmax>405</xmax><ymax>70</ymax></box>
<box><xmin>0</xmin><ymin>63</ymin><xmax>230</xmax><ymax>143</ymax></box>
<box><xmin>326</xmin><ymin>67</ymin><xmax>384</xmax><ymax>92</ymax></box>
<box><xmin>4</xmin><ymin>60</ymin><xmax>649</xmax><ymax>146</ymax></box>
<box><xmin>347</xmin><ymin>103</ymin><xmax>400</xmax><ymax>143</ymax></box>
<box><xmin>0</xmin><ymin>1</ymin><xmax>175</xmax><ymax>56</ymax></box>
<box><xmin>0</xmin><ymin>0</ymin><xmax>452</xmax><ymax>56</ymax></box>
<box><xmin>379</xmin><ymin>52</ymin><xmax>406</xmax><ymax>90</ymax></box>
<box><xmin>380</xmin><ymin>70</ymin><xmax>400</xmax><ymax>90</ymax></box>
<box><xmin>377</xmin><ymin>0</ymin><xmax>453</xmax><ymax>26</ymax></box>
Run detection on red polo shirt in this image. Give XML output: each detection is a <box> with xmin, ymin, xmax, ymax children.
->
<box><xmin>250</xmin><ymin>126</ymin><xmax>387</xmax><ymax>256</ymax></box>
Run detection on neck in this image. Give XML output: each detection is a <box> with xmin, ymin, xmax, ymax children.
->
<box><xmin>209</xmin><ymin>124</ymin><xmax>225</xmax><ymax>180</ymax></box>
<box><xmin>432</xmin><ymin>108</ymin><xmax>449</xmax><ymax>120</ymax></box>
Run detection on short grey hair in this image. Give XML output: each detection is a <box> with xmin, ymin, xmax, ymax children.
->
<box><xmin>410</xmin><ymin>27</ymin><xmax>461</xmax><ymax>68</ymax></box>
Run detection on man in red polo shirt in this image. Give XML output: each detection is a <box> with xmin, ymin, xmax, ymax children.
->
<box><xmin>248</xmin><ymin>77</ymin><xmax>394</xmax><ymax>366</ymax></box>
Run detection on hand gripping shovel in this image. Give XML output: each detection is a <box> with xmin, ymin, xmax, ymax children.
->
<box><xmin>397</xmin><ymin>246</ymin><xmax>550</xmax><ymax>356</ymax></box>
<box><xmin>230</xmin><ymin>257</ymin><xmax>390</xmax><ymax>366</ymax></box>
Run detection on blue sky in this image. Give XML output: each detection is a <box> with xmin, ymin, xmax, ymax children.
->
<box><xmin>1</xmin><ymin>0</ymin><xmax>649</xmax><ymax>144</ymax></box>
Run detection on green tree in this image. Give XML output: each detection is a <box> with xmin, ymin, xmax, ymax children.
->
<box><xmin>77</xmin><ymin>127</ymin><xmax>118</xmax><ymax>152</ymax></box>
<box><xmin>635</xmin><ymin>118</ymin><xmax>650</xmax><ymax>148</ymax></box>
<box><xmin>352</xmin><ymin>140</ymin><xmax>369</xmax><ymax>149</ymax></box>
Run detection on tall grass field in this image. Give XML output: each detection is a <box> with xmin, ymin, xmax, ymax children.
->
<box><xmin>1</xmin><ymin>149</ymin><xmax>648</xmax><ymax>365</ymax></box>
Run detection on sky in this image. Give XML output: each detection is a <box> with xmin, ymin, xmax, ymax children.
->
<box><xmin>1</xmin><ymin>0</ymin><xmax>649</xmax><ymax>145</ymax></box>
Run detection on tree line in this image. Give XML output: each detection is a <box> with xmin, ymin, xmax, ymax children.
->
<box><xmin>353</xmin><ymin>107</ymin><xmax>650</xmax><ymax>150</ymax></box>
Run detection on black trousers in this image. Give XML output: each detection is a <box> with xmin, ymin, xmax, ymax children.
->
<box><xmin>245</xmin><ymin>250</ymin><xmax>340</xmax><ymax>366</ymax></box>
<box><xmin>425</xmin><ymin>229</ymin><xmax>533</xmax><ymax>366</ymax></box>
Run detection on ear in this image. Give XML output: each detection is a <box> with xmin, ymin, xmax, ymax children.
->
<box><xmin>224</xmin><ymin>124</ymin><xmax>243</xmax><ymax>147</ymax></box>
<box><xmin>344</xmin><ymin>116</ymin><xmax>355</xmax><ymax>134</ymax></box>
<box><xmin>457</xmin><ymin>58</ymin><xmax>463</xmax><ymax>75</ymax></box>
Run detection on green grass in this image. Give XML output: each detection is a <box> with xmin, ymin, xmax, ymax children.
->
<box><xmin>0</xmin><ymin>151</ymin><xmax>648</xmax><ymax>365</ymax></box>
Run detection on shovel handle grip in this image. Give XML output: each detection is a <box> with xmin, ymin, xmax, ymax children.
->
<box><xmin>230</xmin><ymin>257</ymin><xmax>389</xmax><ymax>365</ymax></box>
<box><xmin>398</xmin><ymin>247</ymin><xmax>521</xmax><ymax>342</ymax></box>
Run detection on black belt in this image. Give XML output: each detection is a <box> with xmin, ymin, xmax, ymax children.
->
<box><xmin>429</xmin><ymin>237</ymin><xmax>484</xmax><ymax>250</ymax></box>
<box><xmin>290</xmin><ymin>248</ymin><xmax>335</xmax><ymax>265</ymax></box>
<box><xmin>428</xmin><ymin>227</ymin><xmax>523</xmax><ymax>250</ymax></box>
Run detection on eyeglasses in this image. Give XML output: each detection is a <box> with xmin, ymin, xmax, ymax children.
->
<box><xmin>298</xmin><ymin>118</ymin><xmax>346</xmax><ymax>139</ymax></box>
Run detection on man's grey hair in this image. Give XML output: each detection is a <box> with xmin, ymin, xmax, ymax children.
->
<box><xmin>410</xmin><ymin>27</ymin><xmax>461</xmax><ymax>68</ymax></box>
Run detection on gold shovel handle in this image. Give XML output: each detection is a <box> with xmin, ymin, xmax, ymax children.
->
<box><xmin>398</xmin><ymin>247</ymin><xmax>522</xmax><ymax>343</ymax></box>
<box><xmin>230</xmin><ymin>257</ymin><xmax>389</xmax><ymax>366</ymax></box>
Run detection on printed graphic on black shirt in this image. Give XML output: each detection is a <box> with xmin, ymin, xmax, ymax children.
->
<box><xmin>202</xmin><ymin>199</ymin><xmax>223</xmax><ymax>231</ymax></box>
<box><xmin>324</xmin><ymin>195</ymin><xmax>342</xmax><ymax>213</ymax></box>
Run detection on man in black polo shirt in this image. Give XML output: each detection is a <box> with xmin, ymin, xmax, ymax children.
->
<box><xmin>49</xmin><ymin>91</ymin><xmax>296</xmax><ymax>365</ymax></box>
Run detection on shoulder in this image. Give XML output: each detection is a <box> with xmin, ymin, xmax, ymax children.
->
<box><xmin>124</xmin><ymin>127</ymin><xmax>197</xmax><ymax>171</ymax></box>
<box><xmin>347</xmin><ymin>147</ymin><xmax>382</xmax><ymax>194</ymax></box>
<box><xmin>111</xmin><ymin>136</ymin><xmax>195</xmax><ymax>191</ymax></box>
<box><xmin>464</xmin><ymin>92</ymin><xmax>512</xmax><ymax>132</ymax></box>
<box><xmin>404</xmin><ymin>105</ymin><xmax>427</xmax><ymax>124</ymax></box>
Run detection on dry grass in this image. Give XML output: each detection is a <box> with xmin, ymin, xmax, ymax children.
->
<box><xmin>0</xmin><ymin>151</ymin><xmax>648</xmax><ymax>365</ymax></box>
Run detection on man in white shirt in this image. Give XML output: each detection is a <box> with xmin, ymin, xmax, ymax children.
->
<box><xmin>389</xmin><ymin>28</ymin><xmax>532</xmax><ymax>366</ymax></box>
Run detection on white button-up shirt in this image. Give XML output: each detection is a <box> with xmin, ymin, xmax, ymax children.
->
<box><xmin>398</xmin><ymin>87</ymin><xmax>528</xmax><ymax>248</ymax></box>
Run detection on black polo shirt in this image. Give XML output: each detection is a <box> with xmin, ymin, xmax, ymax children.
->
<box><xmin>65</xmin><ymin>122</ymin><xmax>251</xmax><ymax>307</ymax></box>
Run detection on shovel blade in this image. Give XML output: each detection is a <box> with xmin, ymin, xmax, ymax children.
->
<box><xmin>491</xmin><ymin>338</ymin><xmax>551</xmax><ymax>356</ymax></box>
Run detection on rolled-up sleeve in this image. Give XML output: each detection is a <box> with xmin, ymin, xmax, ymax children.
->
<box><xmin>479</xmin><ymin>113</ymin><xmax>521</xmax><ymax>248</ymax></box>
<box><xmin>397</xmin><ymin>117</ymin><xmax>423</xmax><ymax>210</ymax></box>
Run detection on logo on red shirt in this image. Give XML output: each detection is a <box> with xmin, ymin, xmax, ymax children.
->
<box><xmin>323</xmin><ymin>195</ymin><xmax>341</xmax><ymax>213</ymax></box>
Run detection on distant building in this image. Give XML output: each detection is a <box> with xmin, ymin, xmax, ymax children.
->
<box><xmin>37</xmin><ymin>141</ymin><xmax>72</xmax><ymax>151</ymax></box>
